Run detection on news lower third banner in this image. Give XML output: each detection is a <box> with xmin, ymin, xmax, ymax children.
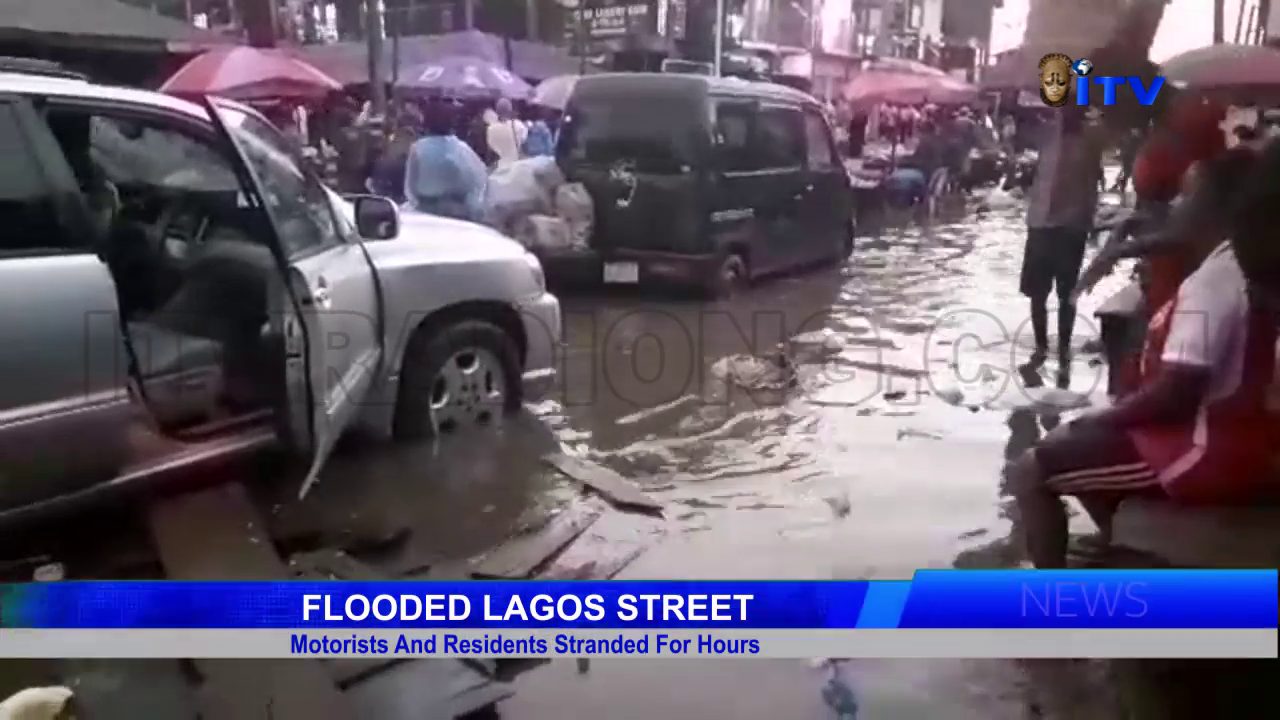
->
<box><xmin>0</xmin><ymin>571</ymin><xmax>1275</xmax><ymax>659</ymax></box>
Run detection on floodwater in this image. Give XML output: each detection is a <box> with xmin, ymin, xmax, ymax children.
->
<box><xmin>0</xmin><ymin>187</ymin><xmax>1144</xmax><ymax>717</ymax></box>
<box><xmin>274</xmin><ymin>188</ymin><xmax>1134</xmax><ymax>718</ymax></box>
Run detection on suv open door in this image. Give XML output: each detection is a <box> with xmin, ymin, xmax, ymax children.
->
<box><xmin>203</xmin><ymin>98</ymin><xmax>381</xmax><ymax>498</ymax></box>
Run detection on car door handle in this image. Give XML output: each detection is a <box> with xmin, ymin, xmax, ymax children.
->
<box><xmin>301</xmin><ymin>277</ymin><xmax>332</xmax><ymax>309</ymax></box>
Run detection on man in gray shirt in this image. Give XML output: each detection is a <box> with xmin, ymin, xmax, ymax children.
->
<box><xmin>1022</xmin><ymin>105</ymin><xmax>1106</xmax><ymax>368</ymax></box>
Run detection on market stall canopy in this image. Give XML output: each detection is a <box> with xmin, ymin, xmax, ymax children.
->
<box><xmin>845</xmin><ymin>71</ymin><xmax>978</xmax><ymax>107</ymax></box>
<box><xmin>161</xmin><ymin>46</ymin><xmax>342</xmax><ymax>101</ymax></box>
<box><xmin>396</xmin><ymin>56</ymin><xmax>532</xmax><ymax>100</ymax></box>
<box><xmin>0</xmin><ymin>0</ymin><xmax>224</xmax><ymax>52</ymax></box>
<box><xmin>1161</xmin><ymin>44</ymin><xmax>1280</xmax><ymax>93</ymax></box>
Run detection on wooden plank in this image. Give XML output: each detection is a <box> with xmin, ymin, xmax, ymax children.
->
<box><xmin>470</xmin><ymin>502</ymin><xmax>603</xmax><ymax>579</ymax></box>
<box><xmin>326</xmin><ymin>658</ymin><xmax>408</xmax><ymax>689</ymax></box>
<box><xmin>288</xmin><ymin>549</ymin><xmax>386</xmax><ymax>581</ymax></box>
<box><xmin>344</xmin><ymin>660</ymin><xmax>513</xmax><ymax>720</ymax></box>
<box><xmin>146</xmin><ymin>483</ymin><xmax>354</xmax><ymax>720</ymax></box>
<box><xmin>537</xmin><ymin>511</ymin><xmax>658</xmax><ymax>580</ymax></box>
<box><xmin>543</xmin><ymin>454</ymin><xmax>663</xmax><ymax>512</ymax></box>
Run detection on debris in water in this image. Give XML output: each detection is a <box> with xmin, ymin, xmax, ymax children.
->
<box><xmin>710</xmin><ymin>345</ymin><xmax>798</xmax><ymax>391</ymax></box>
<box><xmin>0</xmin><ymin>686</ymin><xmax>74</xmax><ymax>719</ymax></box>
<box><xmin>819</xmin><ymin>661</ymin><xmax>859</xmax><ymax>719</ymax></box>
<box><xmin>544</xmin><ymin>454</ymin><xmax>664</xmax><ymax>512</ymax></box>
<box><xmin>823</xmin><ymin>493</ymin><xmax>852</xmax><ymax>518</ymax></box>
<box><xmin>615</xmin><ymin>394</ymin><xmax>699</xmax><ymax>426</ymax></box>
<box><xmin>576</xmin><ymin>658</ymin><xmax>591</xmax><ymax>674</ymax></box>
<box><xmin>896</xmin><ymin>428</ymin><xmax>942</xmax><ymax>441</ymax></box>
<box><xmin>883</xmin><ymin>390</ymin><xmax>907</xmax><ymax>401</ymax></box>
<box><xmin>934</xmin><ymin>386</ymin><xmax>965</xmax><ymax>406</ymax></box>
<box><xmin>32</xmin><ymin>562</ymin><xmax>64</xmax><ymax>582</ymax></box>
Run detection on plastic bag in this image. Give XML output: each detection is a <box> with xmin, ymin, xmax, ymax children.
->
<box><xmin>486</xmin><ymin>157</ymin><xmax>566</xmax><ymax>234</ymax></box>
<box><xmin>513</xmin><ymin>214</ymin><xmax>574</xmax><ymax>251</ymax></box>
<box><xmin>554</xmin><ymin>182</ymin><xmax>594</xmax><ymax>248</ymax></box>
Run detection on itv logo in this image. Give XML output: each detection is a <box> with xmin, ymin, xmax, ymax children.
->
<box><xmin>1072</xmin><ymin>58</ymin><xmax>1166</xmax><ymax>107</ymax></box>
<box><xmin>1038</xmin><ymin>54</ymin><xmax>1166</xmax><ymax>108</ymax></box>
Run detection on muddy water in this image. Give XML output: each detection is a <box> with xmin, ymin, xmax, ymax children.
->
<box><xmin>274</xmin><ymin>189</ymin><xmax>1131</xmax><ymax>718</ymax></box>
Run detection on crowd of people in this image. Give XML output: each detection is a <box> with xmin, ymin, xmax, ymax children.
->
<box><xmin>272</xmin><ymin>92</ymin><xmax>561</xmax><ymax>223</ymax></box>
<box><xmin>1009</xmin><ymin>91</ymin><xmax>1280</xmax><ymax>569</ymax></box>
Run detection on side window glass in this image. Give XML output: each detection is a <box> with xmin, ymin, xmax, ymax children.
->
<box><xmin>753</xmin><ymin>107</ymin><xmax>804</xmax><ymax>170</ymax></box>
<box><xmin>803</xmin><ymin>111</ymin><xmax>838</xmax><ymax>170</ymax></box>
<box><xmin>220</xmin><ymin>107</ymin><xmax>338</xmax><ymax>257</ymax></box>
<box><xmin>87</xmin><ymin>116</ymin><xmax>240</xmax><ymax>193</ymax></box>
<box><xmin>0</xmin><ymin>104</ymin><xmax>74</xmax><ymax>256</ymax></box>
<box><xmin>713</xmin><ymin>102</ymin><xmax>754</xmax><ymax>173</ymax></box>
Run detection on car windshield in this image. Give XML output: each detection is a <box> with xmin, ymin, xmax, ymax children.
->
<box><xmin>559</xmin><ymin>97</ymin><xmax>698</xmax><ymax>173</ymax></box>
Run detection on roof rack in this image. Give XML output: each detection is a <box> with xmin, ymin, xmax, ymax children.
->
<box><xmin>0</xmin><ymin>56</ymin><xmax>88</xmax><ymax>81</ymax></box>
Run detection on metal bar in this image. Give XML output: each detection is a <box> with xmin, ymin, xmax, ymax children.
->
<box><xmin>714</xmin><ymin>0</ymin><xmax>725</xmax><ymax>76</ymax></box>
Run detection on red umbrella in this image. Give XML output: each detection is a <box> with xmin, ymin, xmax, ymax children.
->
<box><xmin>844</xmin><ymin>71</ymin><xmax>978</xmax><ymax>108</ymax></box>
<box><xmin>1161</xmin><ymin>44</ymin><xmax>1280</xmax><ymax>92</ymax></box>
<box><xmin>161</xmin><ymin>46</ymin><xmax>342</xmax><ymax>101</ymax></box>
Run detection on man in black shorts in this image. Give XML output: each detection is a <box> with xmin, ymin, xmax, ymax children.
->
<box><xmin>1022</xmin><ymin>105</ymin><xmax>1105</xmax><ymax>367</ymax></box>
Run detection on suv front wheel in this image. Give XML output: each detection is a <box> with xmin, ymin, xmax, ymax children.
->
<box><xmin>393</xmin><ymin>320</ymin><xmax>523</xmax><ymax>440</ymax></box>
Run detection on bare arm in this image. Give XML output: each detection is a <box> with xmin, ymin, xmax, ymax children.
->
<box><xmin>1089</xmin><ymin>364</ymin><xmax>1209</xmax><ymax>429</ymax></box>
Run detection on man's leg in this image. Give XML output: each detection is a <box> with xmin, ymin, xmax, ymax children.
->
<box><xmin>1021</xmin><ymin>229</ymin><xmax>1052</xmax><ymax>355</ymax></box>
<box><xmin>1009</xmin><ymin>451</ymin><xmax>1069</xmax><ymax>568</ymax></box>
<box><xmin>1010</xmin><ymin>421</ymin><xmax>1161</xmax><ymax>568</ymax></box>
<box><xmin>1054</xmin><ymin>229</ymin><xmax>1090</xmax><ymax>360</ymax></box>
<box><xmin>1030</xmin><ymin>294</ymin><xmax>1050</xmax><ymax>354</ymax></box>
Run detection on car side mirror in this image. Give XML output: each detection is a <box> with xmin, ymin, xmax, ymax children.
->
<box><xmin>353</xmin><ymin>195</ymin><xmax>399</xmax><ymax>240</ymax></box>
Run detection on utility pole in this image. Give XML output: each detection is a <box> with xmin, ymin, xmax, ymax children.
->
<box><xmin>365</xmin><ymin>0</ymin><xmax>386</xmax><ymax>120</ymax></box>
<box><xmin>714</xmin><ymin>0</ymin><xmax>724</xmax><ymax>76</ymax></box>
<box><xmin>1214</xmin><ymin>0</ymin><xmax>1225</xmax><ymax>43</ymax></box>
<box><xmin>526</xmin><ymin>0</ymin><xmax>540</xmax><ymax>40</ymax></box>
<box><xmin>464</xmin><ymin>0</ymin><xmax>475</xmax><ymax>29</ymax></box>
<box><xmin>1260</xmin><ymin>0</ymin><xmax>1273</xmax><ymax>43</ymax></box>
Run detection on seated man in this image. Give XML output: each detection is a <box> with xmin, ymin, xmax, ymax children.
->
<box><xmin>1009</xmin><ymin>143</ymin><xmax>1280</xmax><ymax>568</ymax></box>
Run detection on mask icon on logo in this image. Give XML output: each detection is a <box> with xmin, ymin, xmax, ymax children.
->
<box><xmin>1039</xmin><ymin>54</ymin><xmax>1073</xmax><ymax>108</ymax></box>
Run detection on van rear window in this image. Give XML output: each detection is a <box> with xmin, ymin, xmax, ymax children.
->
<box><xmin>558</xmin><ymin>98</ymin><xmax>697</xmax><ymax>173</ymax></box>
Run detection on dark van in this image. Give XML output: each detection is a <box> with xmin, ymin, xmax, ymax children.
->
<box><xmin>551</xmin><ymin>73</ymin><xmax>854</xmax><ymax>297</ymax></box>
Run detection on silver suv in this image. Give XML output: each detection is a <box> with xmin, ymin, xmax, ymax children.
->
<box><xmin>0</xmin><ymin>65</ymin><xmax>561</xmax><ymax>522</ymax></box>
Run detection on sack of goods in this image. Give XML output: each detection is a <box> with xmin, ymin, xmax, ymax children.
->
<box><xmin>553</xmin><ymin>183</ymin><xmax>594</xmax><ymax>249</ymax></box>
<box><xmin>486</xmin><ymin>156</ymin><xmax>565</xmax><ymax>234</ymax></box>
<box><xmin>513</xmin><ymin>214</ymin><xmax>574</xmax><ymax>251</ymax></box>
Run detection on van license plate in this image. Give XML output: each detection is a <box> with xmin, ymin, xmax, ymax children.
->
<box><xmin>603</xmin><ymin>262</ymin><xmax>639</xmax><ymax>283</ymax></box>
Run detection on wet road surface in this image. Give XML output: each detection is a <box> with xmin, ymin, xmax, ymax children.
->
<box><xmin>0</xmin><ymin>188</ymin><xmax>1137</xmax><ymax>717</ymax></box>
<box><xmin>273</xmin><ymin>188</ymin><xmax>1132</xmax><ymax>718</ymax></box>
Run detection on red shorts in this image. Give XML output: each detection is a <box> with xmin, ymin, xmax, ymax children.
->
<box><xmin>1036</xmin><ymin>420</ymin><xmax>1165</xmax><ymax>497</ymax></box>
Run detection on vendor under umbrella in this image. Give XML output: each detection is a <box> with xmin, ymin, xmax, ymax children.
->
<box><xmin>403</xmin><ymin>102</ymin><xmax>488</xmax><ymax>223</ymax></box>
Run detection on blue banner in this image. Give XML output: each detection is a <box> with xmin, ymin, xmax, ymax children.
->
<box><xmin>1</xmin><ymin>571</ymin><xmax>1274</xmax><ymax>630</ymax></box>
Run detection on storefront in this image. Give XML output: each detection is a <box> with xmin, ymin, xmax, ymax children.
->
<box><xmin>563</xmin><ymin>0</ymin><xmax>689</xmax><ymax>71</ymax></box>
<box><xmin>811</xmin><ymin>52</ymin><xmax>858</xmax><ymax>101</ymax></box>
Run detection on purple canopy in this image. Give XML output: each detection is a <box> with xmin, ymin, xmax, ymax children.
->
<box><xmin>395</xmin><ymin>56</ymin><xmax>533</xmax><ymax>99</ymax></box>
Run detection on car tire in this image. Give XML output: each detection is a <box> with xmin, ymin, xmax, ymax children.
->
<box><xmin>393</xmin><ymin>320</ymin><xmax>523</xmax><ymax>441</ymax></box>
<box><xmin>702</xmin><ymin>251</ymin><xmax>748</xmax><ymax>300</ymax></box>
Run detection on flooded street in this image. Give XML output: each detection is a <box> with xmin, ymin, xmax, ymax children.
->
<box><xmin>269</xmin><ymin>188</ymin><xmax>1131</xmax><ymax>718</ymax></box>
